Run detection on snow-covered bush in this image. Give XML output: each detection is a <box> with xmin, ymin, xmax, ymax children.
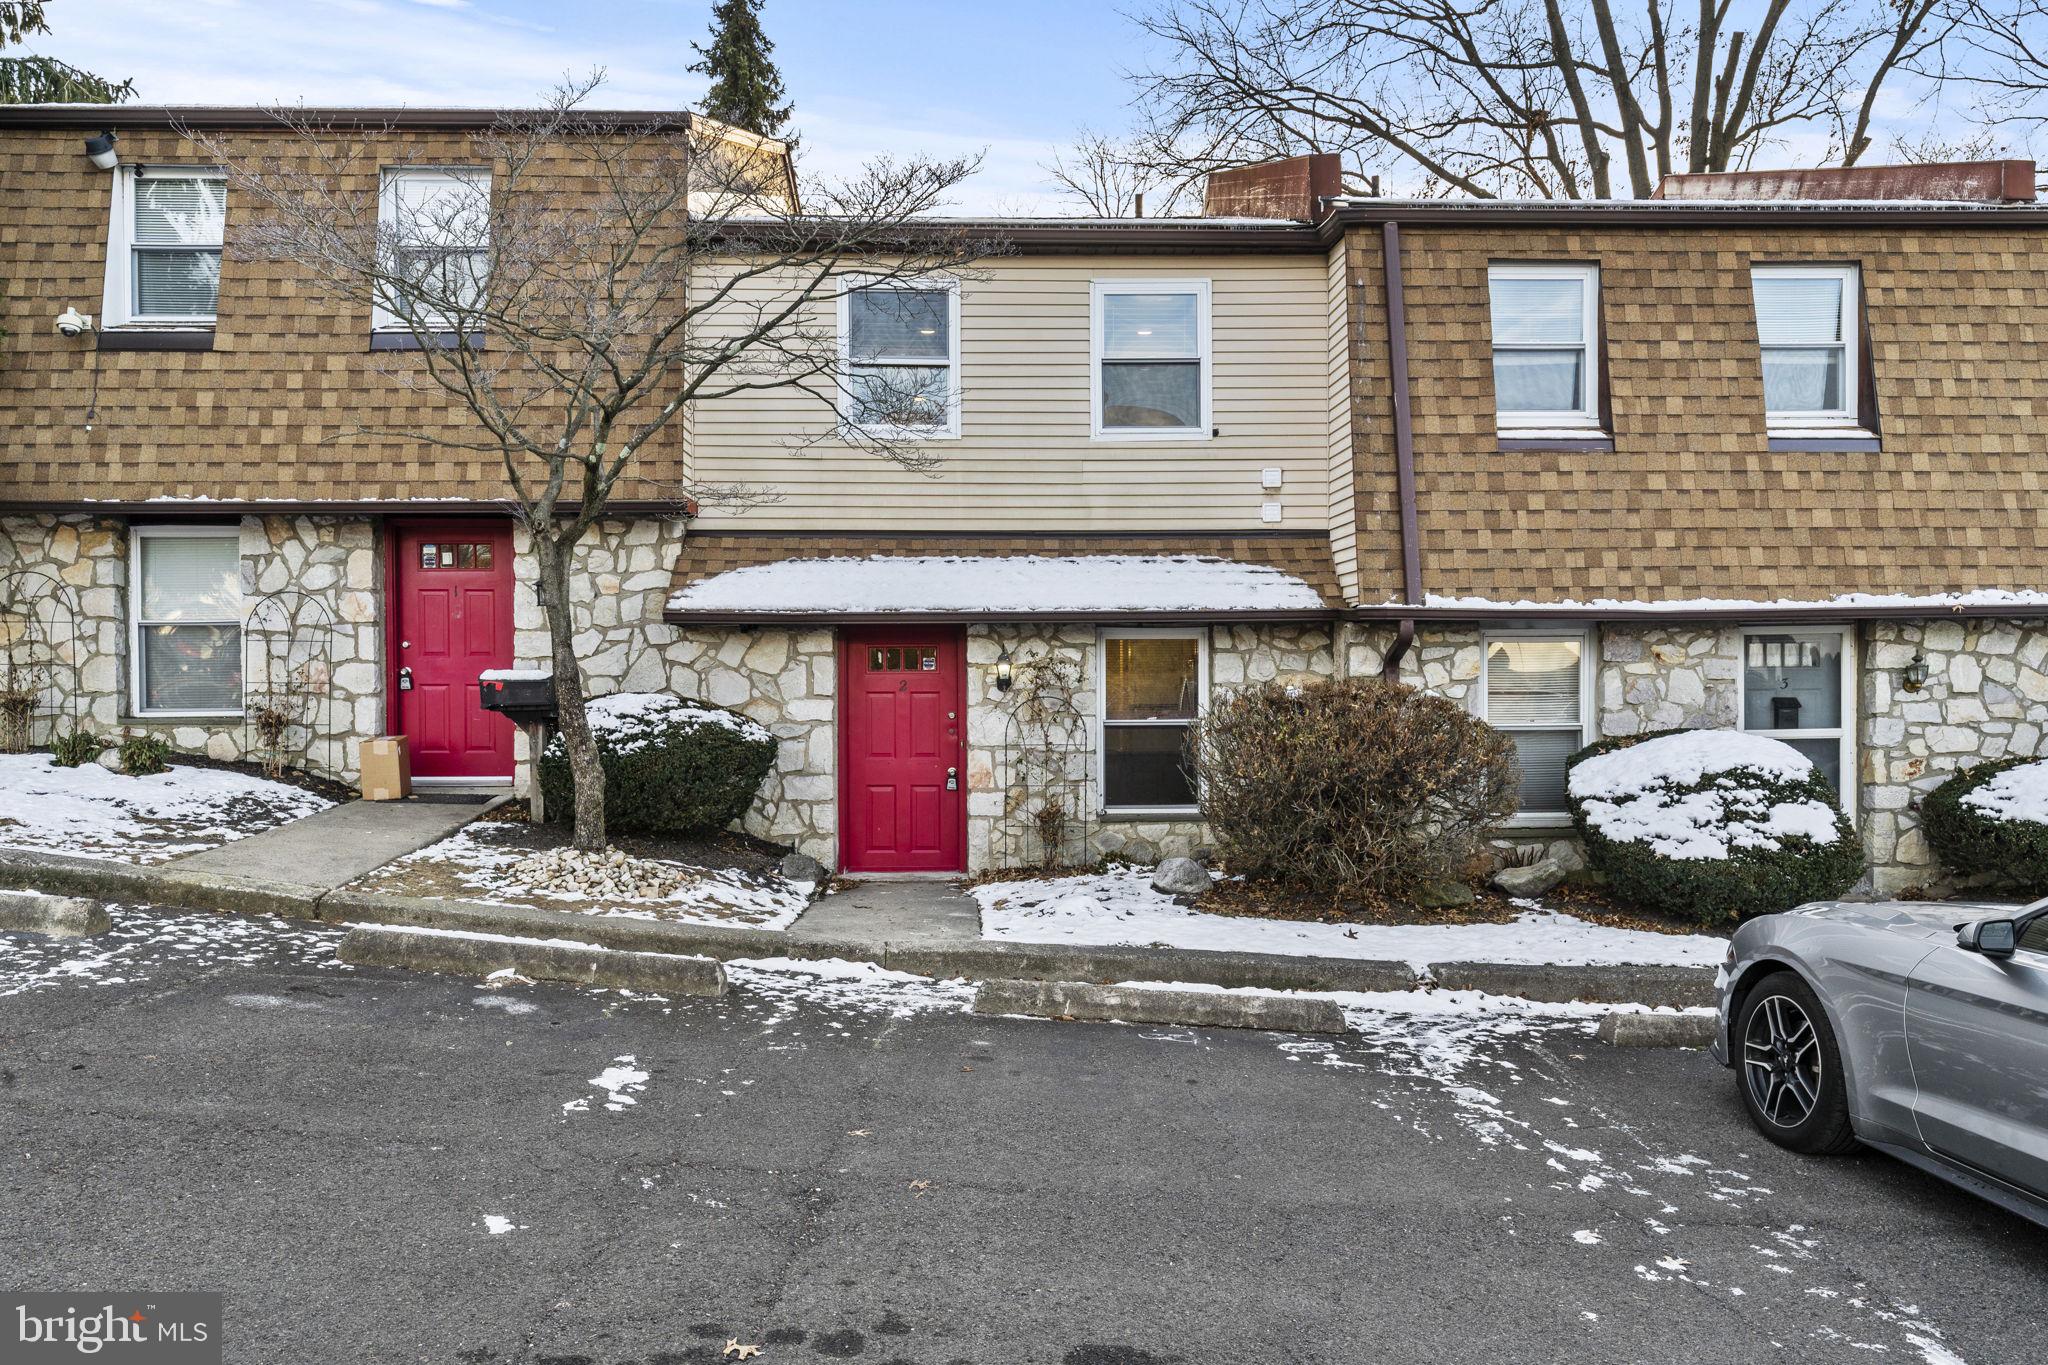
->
<box><xmin>1190</xmin><ymin>677</ymin><xmax>1519</xmax><ymax>898</ymax></box>
<box><xmin>538</xmin><ymin>692</ymin><xmax>774</xmax><ymax>835</ymax></box>
<box><xmin>1567</xmin><ymin>728</ymin><xmax>1861</xmax><ymax>924</ymax></box>
<box><xmin>1923</xmin><ymin>756</ymin><xmax>2048</xmax><ymax>893</ymax></box>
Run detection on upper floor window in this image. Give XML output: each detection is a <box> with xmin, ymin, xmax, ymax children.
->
<box><xmin>840</xmin><ymin>276</ymin><xmax>960</xmax><ymax>436</ymax></box>
<box><xmin>1487</xmin><ymin>263</ymin><xmax>1599</xmax><ymax>428</ymax></box>
<box><xmin>1751</xmin><ymin>264</ymin><xmax>1858</xmax><ymax>426</ymax></box>
<box><xmin>1092</xmin><ymin>280</ymin><xmax>1211</xmax><ymax>438</ymax></box>
<box><xmin>376</xmin><ymin>168</ymin><xmax>491</xmax><ymax>333</ymax></box>
<box><xmin>102</xmin><ymin>167</ymin><xmax>226</xmax><ymax>328</ymax></box>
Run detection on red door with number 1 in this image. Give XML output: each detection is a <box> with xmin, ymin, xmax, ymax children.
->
<box><xmin>839</xmin><ymin>629</ymin><xmax>966</xmax><ymax>873</ymax></box>
<box><xmin>393</xmin><ymin>523</ymin><xmax>515</xmax><ymax>781</ymax></box>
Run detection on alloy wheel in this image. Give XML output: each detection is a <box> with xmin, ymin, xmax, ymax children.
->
<box><xmin>1743</xmin><ymin>992</ymin><xmax>1823</xmax><ymax>1128</ymax></box>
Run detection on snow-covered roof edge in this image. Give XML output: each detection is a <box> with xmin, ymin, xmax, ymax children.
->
<box><xmin>1355</xmin><ymin>588</ymin><xmax>2048</xmax><ymax>620</ymax></box>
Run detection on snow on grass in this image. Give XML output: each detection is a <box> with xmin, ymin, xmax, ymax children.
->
<box><xmin>0</xmin><ymin>905</ymin><xmax>344</xmax><ymax>998</ymax></box>
<box><xmin>1566</xmin><ymin>730</ymin><xmax>1841</xmax><ymax>861</ymax></box>
<box><xmin>667</xmin><ymin>553</ymin><xmax>1329</xmax><ymax>616</ymax></box>
<box><xmin>361</xmin><ymin>823</ymin><xmax>808</xmax><ymax>929</ymax></box>
<box><xmin>972</xmin><ymin>866</ymin><xmax>1723</xmax><ymax>969</ymax></box>
<box><xmin>0</xmin><ymin>753</ymin><xmax>332</xmax><ymax>864</ymax></box>
<box><xmin>1959</xmin><ymin>757</ymin><xmax>2048</xmax><ymax>825</ymax></box>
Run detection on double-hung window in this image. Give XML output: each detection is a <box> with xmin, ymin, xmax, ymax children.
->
<box><xmin>1751</xmin><ymin>264</ymin><xmax>1859</xmax><ymax>426</ymax></box>
<box><xmin>1487</xmin><ymin>263</ymin><xmax>1599</xmax><ymax>429</ymax></box>
<box><xmin>1099</xmin><ymin>629</ymin><xmax>1205</xmax><ymax>812</ymax></box>
<box><xmin>376</xmin><ymin>169</ymin><xmax>491</xmax><ymax>335</ymax></box>
<box><xmin>130</xmin><ymin>527</ymin><xmax>242</xmax><ymax>717</ymax></box>
<box><xmin>1481</xmin><ymin>633</ymin><xmax>1590</xmax><ymax>821</ymax></box>
<box><xmin>1739</xmin><ymin>627</ymin><xmax>1853</xmax><ymax>804</ymax></box>
<box><xmin>1092</xmin><ymin>280</ymin><xmax>1210</xmax><ymax>437</ymax></box>
<box><xmin>841</xmin><ymin>276</ymin><xmax>960</xmax><ymax>436</ymax></box>
<box><xmin>103</xmin><ymin>167</ymin><xmax>226</xmax><ymax>328</ymax></box>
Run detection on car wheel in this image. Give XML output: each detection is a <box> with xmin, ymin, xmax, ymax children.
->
<box><xmin>1736</xmin><ymin>971</ymin><xmax>1858</xmax><ymax>1155</ymax></box>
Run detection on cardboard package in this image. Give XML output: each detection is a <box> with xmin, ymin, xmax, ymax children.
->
<box><xmin>360</xmin><ymin>735</ymin><xmax>412</xmax><ymax>801</ymax></box>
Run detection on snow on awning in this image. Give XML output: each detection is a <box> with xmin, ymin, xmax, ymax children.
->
<box><xmin>663</xmin><ymin>553</ymin><xmax>1335</xmax><ymax>622</ymax></box>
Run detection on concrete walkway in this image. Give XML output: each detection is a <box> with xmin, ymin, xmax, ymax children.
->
<box><xmin>790</xmin><ymin>878</ymin><xmax>981</xmax><ymax>942</ymax></box>
<box><xmin>170</xmin><ymin>796</ymin><xmax>499</xmax><ymax>893</ymax></box>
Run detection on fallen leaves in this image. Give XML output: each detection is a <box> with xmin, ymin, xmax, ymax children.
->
<box><xmin>908</xmin><ymin>1179</ymin><xmax>933</xmax><ymax>1197</ymax></box>
<box><xmin>846</xmin><ymin>1129</ymin><xmax>871</xmax><ymax>1137</ymax></box>
<box><xmin>722</xmin><ymin>1338</ymin><xmax>761</xmax><ymax>1360</ymax></box>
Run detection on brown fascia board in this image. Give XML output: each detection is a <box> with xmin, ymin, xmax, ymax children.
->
<box><xmin>0</xmin><ymin>105</ymin><xmax>700</xmax><ymax>132</ymax></box>
<box><xmin>1349</xmin><ymin>602</ymin><xmax>2048</xmax><ymax>624</ymax></box>
<box><xmin>697</xmin><ymin>217</ymin><xmax>1325</xmax><ymax>255</ymax></box>
<box><xmin>664</xmin><ymin>608</ymin><xmax>1340</xmax><ymax>626</ymax></box>
<box><xmin>0</xmin><ymin>499</ymin><xmax>692</xmax><ymax>518</ymax></box>
<box><xmin>1318</xmin><ymin>199</ymin><xmax>2048</xmax><ymax>235</ymax></box>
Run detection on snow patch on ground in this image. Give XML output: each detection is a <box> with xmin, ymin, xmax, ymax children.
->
<box><xmin>1567</xmin><ymin>730</ymin><xmax>1839</xmax><ymax>860</ymax></box>
<box><xmin>481</xmin><ymin>1215</ymin><xmax>523</xmax><ymax>1235</ymax></box>
<box><xmin>1959</xmin><ymin>757</ymin><xmax>2048</xmax><ymax>826</ymax></box>
<box><xmin>0</xmin><ymin>905</ymin><xmax>344</xmax><ymax>998</ymax></box>
<box><xmin>0</xmin><ymin>753</ymin><xmax>332</xmax><ymax>864</ymax></box>
<box><xmin>973</xmin><ymin>867</ymin><xmax>1723</xmax><ymax>969</ymax></box>
<box><xmin>726</xmin><ymin>957</ymin><xmax>976</xmax><ymax>1025</ymax></box>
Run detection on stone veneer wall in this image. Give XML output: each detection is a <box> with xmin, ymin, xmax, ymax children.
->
<box><xmin>1595</xmin><ymin>626</ymin><xmax>1740</xmax><ymax>736</ymax></box>
<box><xmin>0</xmin><ymin>512</ymin><xmax>383</xmax><ymax>780</ymax></box>
<box><xmin>508</xmin><ymin>518</ymin><xmax>836</xmax><ymax>865</ymax></box>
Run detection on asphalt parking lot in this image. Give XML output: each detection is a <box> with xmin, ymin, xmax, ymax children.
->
<box><xmin>1</xmin><ymin>906</ymin><xmax>2039</xmax><ymax>1364</ymax></box>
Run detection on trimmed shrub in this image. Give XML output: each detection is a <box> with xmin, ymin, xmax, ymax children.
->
<box><xmin>118</xmin><ymin>732</ymin><xmax>172</xmax><ymax>777</ymax></box>
<box><xmin>1923</xmin><ymin>756</ymin><xmax>2048</xmax><ymax>894</ymax></box>
<box><xmin>1190</xmin><ymin>676</ymin><xmax>1519</xmax><ymax>898</ymax></box>
<box><xmin>1566</xmin><ymin>728</ymin><xmax>1863</xmax><ymax>924</ymax></box>
<box><xmin>538</xmin><ymin>692</ymin><xmax>775</xmax><ymax>835</ymax></box>
<box><xmin>48</xmin><ymin>730</ymin><xmax>101</xmax><ymax>768</ymax></box>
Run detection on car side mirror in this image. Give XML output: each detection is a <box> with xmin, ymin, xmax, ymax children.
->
<box><xmin>1957</xmin><ymin>919</ymin><xmax>2018</xmax><ymax>958</ymax></box>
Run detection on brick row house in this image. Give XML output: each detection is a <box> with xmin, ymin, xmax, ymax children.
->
<box><xmin>4</xmin><ymin>104</ymin><xmax>2045</xmax><ymax>896</ymax></box>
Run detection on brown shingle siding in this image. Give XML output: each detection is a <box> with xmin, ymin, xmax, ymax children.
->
<box><xmin>1348</xmin><ymin>222</ymin><xmax>2048</xmax><ymax>603</ymax></box>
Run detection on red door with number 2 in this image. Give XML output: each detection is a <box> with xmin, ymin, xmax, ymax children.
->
<box><xmin>393</xmin><ymin>522</ymin><xmax>515</xmax><ymax>781</ymax></box>
<box><xmin>839</xmin><ymin>629</ymin><xmax>966</xmax><ymax>873</ymax></box>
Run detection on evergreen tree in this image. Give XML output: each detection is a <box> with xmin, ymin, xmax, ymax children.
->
<box><xmin>688</xmin><ymin>0</ymin><xmax>792</xmax><ymax>138</ymax></box>
<box><xmin>1</xmin><ymin>2</ymin><xmax>134</xmax><ymax>104</ymax></box>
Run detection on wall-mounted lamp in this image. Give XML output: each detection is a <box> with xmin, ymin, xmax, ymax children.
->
<box><xmin>994</xmin><ymin>649</ymin><xmax>1013</xmax><ymax>693</ymax></box>
<box><xmin>1901</xmin><ymin>651</ymin><xmax>1931</xmax><ymax>693</ymax></box>
<box><xmin>84</xmin><ymin>130</ymin><xmax>119</xmax><ymax>170</ymax></box>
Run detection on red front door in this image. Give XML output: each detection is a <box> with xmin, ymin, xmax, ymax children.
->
<box><xmin>839</xmin><ymin>628</ymin><xmax>966</xmax><ymax>873</ymax></box>
<box><xmin>392</xmin><ymin>522</ymin><xmax>515</xmax><ymax>781</ymax></box>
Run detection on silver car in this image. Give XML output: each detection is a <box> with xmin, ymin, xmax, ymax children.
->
<box><xmin>1714</xmin><ymin>895</ymin><xmax>2048</xmax><ymax>1227</ymax></box>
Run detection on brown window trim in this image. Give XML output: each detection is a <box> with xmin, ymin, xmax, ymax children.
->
<box><xmin>369</xmin><ymin>331</ymin><xmax>485</xmax><ymax>352</ymax></box>
<box><xmin>1767</xmin><ymin>436</ymin><xmax>1881</xmax><ymax>453</ymax></box>
<box><xmin>1498</xmin><ymin>435</ymin><xmax>1616</xmax><ymax>453</ymax></box>
<box><xmin>97</xmin><ymin>329</ymin><xmax>214</xmax><ymax>352</ymax></box>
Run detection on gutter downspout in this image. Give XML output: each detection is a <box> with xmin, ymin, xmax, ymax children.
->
<box><xmin>1380</xmin><ymin>219</ymin><xmax>1422</xmax><ymax>681</ymax></box>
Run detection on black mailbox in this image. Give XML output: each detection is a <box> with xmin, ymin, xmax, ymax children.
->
<box><xmin>479</xmin><ymin>673</ymin><xmax>558</xmax><ymax>726</ymax></box>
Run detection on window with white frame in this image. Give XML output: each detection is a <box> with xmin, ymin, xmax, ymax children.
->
<box><xmin>840</xmin><ymin>277</ymin><xmax>960</xmax><ymax>435</ymax></box>
<box><xmin>1099</xmin><ymin>630</ymin><xmax>1205</xmax><ymax>811</ymax></box>
<box><xmin>1487</xmin><ymin>263</ymin><xmax>1600</xmax><ymax>428</ymax></box>
<box><xmin>375</xmin><ymin>169</ymin><xmax>491</xmax><ymax>332</ymax></box>
<box><xmin>1092</xmin><ymin>280</ymin><xmax>1210</xmax><ymax>437</ymax></box>
<box><xmin>1739</xmin><ymin>627</ymin><xmax>1853</xmax><ymax>803</ymax></box>
<box><xmin>102</xmin><ymin>167</ymin><xmax>226</xmax><ymax>328</ymax></box>
<box><xmin>1482</xmin><ymin>634</ymin><xmax>1590</xmax><ymax>819</ymax></box>
<box><xmin>130</xmin><ymin>527</ymin><xmax>242</xmax><ymax>716</ymax></box>
<box><xmin>1750</xmin><ymin>264</ymin><xmax>1859</xmax><ymax>425</ymax></box>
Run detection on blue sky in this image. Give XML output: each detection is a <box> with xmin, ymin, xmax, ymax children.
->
<box><xmin>24</xmin><ymin>0</ymin><xmax>1155</xmax><ymax>211</ymax></box>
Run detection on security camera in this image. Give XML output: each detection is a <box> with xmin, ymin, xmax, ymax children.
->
<box><xmin>55</xmin><ymin>308</ymin><xmax>93</xmax><ymax>338</ymax></box>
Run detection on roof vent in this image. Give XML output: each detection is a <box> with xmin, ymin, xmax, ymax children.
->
<box><xmin>1652</xmin><ymin>159</ymin><xmax>2036</xmax><ymax>203</ymax></box>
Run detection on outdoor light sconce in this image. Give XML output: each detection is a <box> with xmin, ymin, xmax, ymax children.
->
<box><xmin>1902</xmin><ymin>651</ymin><xmax>1931</xmax><ymax>693</ymax></box>
<box><xmin>994</xmin><ymin>650</ymin><xmax>1014</xmax><ymax>693</ymax></box>
<box><xmin>84</xmin><ymin>130</ymin><xmax>118</xmax><ymax>170</ymax></box>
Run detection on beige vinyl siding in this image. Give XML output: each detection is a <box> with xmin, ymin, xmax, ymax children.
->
<box><xmin>1323</xmin><ymin>240</ymin><xmax>1360</xmax><ymax>601</ymax></box>
<box><xmin>687</xmin><ymin>253</ymin><xmax>1331</xmax><ymax>531</ymax></box>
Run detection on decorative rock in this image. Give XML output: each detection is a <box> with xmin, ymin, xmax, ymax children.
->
<box><xmin>1491</xmin><ymin>857</ymin><xmax>1566</xmax><ymax>898</ymax></box>
<box><xmin>779</xmin><ymin>851</ymin><xmax>828</xmax><ymax>885</ymax></box>
<box><xmin>95</xmin><ymin>748</ymin><xmax>124</xmax><ymax>774</ymax></box>
<box><xmin>1150</xmin><ymin>856</ymin><xmax>1214</xmax><ymax>898</ymax></box>
<box><xmin>1413</xmin><ymin>879</ymin><xmax>1476</xmax><ymax>909</ymax></box>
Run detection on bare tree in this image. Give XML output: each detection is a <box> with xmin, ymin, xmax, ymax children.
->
<box><xmin>1128</xmin><ymin>0</ymin><xmax>1971</xmax><ymax>200</ymax></box>
<box><xmin>1932</xmin><ymin>1</ymin><xmax>2048</xmax><ymax>141</ymax></box>
<box><xmin>195</xmin><ymin>75</ymin><xmax>999</xmax><ymax>850</ymax></box>
<box><xmin>1042</xmin><ymin>127</ymin><xmax>1203</xmax><ymax>215</ymax></box>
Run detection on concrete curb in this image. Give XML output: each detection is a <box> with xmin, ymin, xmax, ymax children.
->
<box><xmin>0</xmin><ymin>847</ymin><xmax>1720</xmax><ymax>1008</ymax></box>
<box><xmin>0</xmin><ymin>890</ymin><xmax>112</xmax><ymax>938</ymax></box>
<box><xmin>336</xmin><ymin>925</ymin><xmax>727</xmax><ymax>996</ymax></box>
<box><xmin>1597</xmin><ymin>1012</ymin><xmax>1719</xmax><ymax>1048</ymax></box>
<box><xmin>974</xmin><ymin>979</ymin><xmax>1350</xmax><ymax>1034</ymax></box>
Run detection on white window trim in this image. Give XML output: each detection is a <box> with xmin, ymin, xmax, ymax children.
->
<box><xmin>835</xmin><ymin>272</ymin><xmax>962</xmax><ymax>441</ymax></box>
<box><xmin>1751</xmin><ymin>262</ymin><xmax>1861</xmax><ymax>428</ymax></box>
<box><xmin>1737</xmin><ymin>624</ymin><xmax>1858</xmax><ymax>818</ymax></box>
<box><xmin>1097</xmin><ymin>627</ymin><xmax>1208</xmax><ymax>816</ymax></box>
<box><xmin>374</xmin><ymin>166</ymin><xmax>492</xmax><ymax>334</ymax></box>
<box><xmin>128</xmin><ymin>525</ymin><xmax>244</xmax><ymax>719</ymax></box>
<box><xmin>101</xmin><ymin>164</ymin><xmax>226</xmax><ymax>331</ymax></box>
<box><xmin>1477</xmin><ymin>628</ymin><xmax>1595</xmax><ymax>828</ymax></box>
<box><xmin>1090</xmin><ymin>278</ymin><xmax>1213</xmax><ymax>441</ymax></box>
<box><xmin>1488</xmin><ymin>262</ymin><xmax>1601</xmax><ymax>431</ymax></box>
